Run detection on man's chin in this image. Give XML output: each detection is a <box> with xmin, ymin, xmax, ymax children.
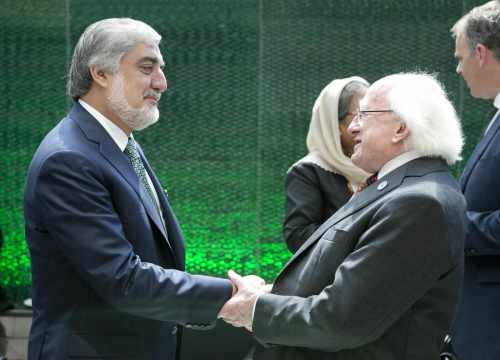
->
<box><xmin>133</xmin><ymin>117</ymin><xmax>159</xmax><ymax>131</ymax></box>
<box><xmin>351</xmin><ymin>152</ymin><xmax>361</xmax><ymax>165</ymax></box>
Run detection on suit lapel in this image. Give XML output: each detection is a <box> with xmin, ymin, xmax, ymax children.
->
<box><xmin>460</xmin><ymin>111</ymin><xmax>500</xmax><ymax>190</ymax></box>
<box><xmin>70</xmin><ymin>103</ymin><xmax>173</xmax><ymax>252</ymax></box>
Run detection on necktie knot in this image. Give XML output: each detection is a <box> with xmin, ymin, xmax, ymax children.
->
<box><xmin>124</xmin><ymin>137</ymin><xmax>140</xmax><ymax>164</ymax></box>
<box><xmin>355</xmin><ymin>173</ymin><xmax>378</xmax><ymax>193</ymax></box>
<box><xmin>366</xmin><ymin>173</ymin><xmax>378</xmax><ymax>185</ymax></box>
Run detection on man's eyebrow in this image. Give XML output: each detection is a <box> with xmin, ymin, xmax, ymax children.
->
<box><xmin>139</xmin><ymin>56</ymin><xmax>165</xmax><ymax>66</ymax></box>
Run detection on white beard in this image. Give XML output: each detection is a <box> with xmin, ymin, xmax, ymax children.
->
<box><xmin>108</xmin><ymin>73</ymin><xmax>160</xmax><ymax>131</ymax></box>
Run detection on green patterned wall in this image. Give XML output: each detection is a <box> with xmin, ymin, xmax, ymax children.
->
<box><xmin>0</xmin><ymin>0</ymin><xmax>492</xmax><ymax>301</ymax></box>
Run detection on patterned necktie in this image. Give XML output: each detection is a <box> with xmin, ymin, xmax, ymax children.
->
<box><xmin>124</xmin><ymin>137</ymin><xmax>159</xmax><ymax>212</ymax></box>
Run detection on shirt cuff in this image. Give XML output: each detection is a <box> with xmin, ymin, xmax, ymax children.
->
<box><xmin>251</xmin><ymin>294</ymin><xmax>261</xmax><ymax>326</ymax></box>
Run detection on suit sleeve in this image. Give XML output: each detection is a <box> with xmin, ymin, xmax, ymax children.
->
<box><xmin>254</xmin><ymin>193</ymin><xmax>456</xmax><ymax>352</ymax></box>
<box><xmin>34</xmin><ymin>150</ymin><xmax>232</xmax><ymax>325</ymax></box>
<box><xmin>461</xmin><ymin>151</ymin><xmax>500</xmax><ymax>253</ymax></box>
<box><xmin>465</xmin><ymin>209</ymin><xmax>500</xmax><ymax>253</ymax></box>
<box><xmin>283</xmin><ymin>164</ymin><xmax>328</xmax><ymax>253</ymax></box>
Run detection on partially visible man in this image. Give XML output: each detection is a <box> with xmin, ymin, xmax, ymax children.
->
<box><xmin>451</xmin><ymin>2</ymin><xmax>500</xmax><ymax>359</ymax></box>
<box><xmin>23</xmin><ymin>18</ymin><xmax>236</xmax><ymax>360</ymax></box>
<box><xmin>219</xmin><ymin>73</ymin><xmax>467</xmax><ymax>360</ymax></box>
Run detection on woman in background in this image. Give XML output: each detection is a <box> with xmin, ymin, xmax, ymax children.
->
<box><xmin>283</xmin><ymin>77</ymin><xmax>370</xmax><ymax>253</ymax></box>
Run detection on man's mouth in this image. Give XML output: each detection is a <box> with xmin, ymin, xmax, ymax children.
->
<box><xmin>144</xmin><ymin>92</ymin><xmax>161</xmax><ymax>104</ymax></box>
<box><xmin>352</xmin><ymin>139</ymin><xmax>361</xmax><ymax>152</ymax></box>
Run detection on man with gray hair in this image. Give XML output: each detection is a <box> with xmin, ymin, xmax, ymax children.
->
<box><xmin>451</xmin><ymin>1</ymin><xmax>500</xmax><ymax>359</ymax></box>
<box><xmin>219</xmin><ymin>72</ymin><xmax>467</xmax><ymax>360</ymax></box>
<box><xmin>23</xmin><ymin>18</ymin><xmax>240</xmax><ymax>360</ymax></box>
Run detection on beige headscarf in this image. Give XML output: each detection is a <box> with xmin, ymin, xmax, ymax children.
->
<box><xmin>299</xmin><ymin>76</ymin><xmax>371</xmax><ymax>186</ymax></box>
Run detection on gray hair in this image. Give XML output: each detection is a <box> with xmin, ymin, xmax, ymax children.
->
<box><xmin>373</xmin><ymin>73</ymin><xmax>463</xmax><ymax>165</ymax></box>
<box><xmin>68</xmin><ymin>18</ymin><xmax>162</xmax><ymax>100</ymax></box>
<box><xmin>451</xmin><ymin>1</ymin><xmax>500</xmax><ymax>61</ymax></box>
<box><xmin>338</xmin><ymin>81</ymin><xmax>368</xmax><ymax>122</ymax></box>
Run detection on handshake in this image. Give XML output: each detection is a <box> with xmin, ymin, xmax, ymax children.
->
<box><xmin>218</xmin><ymin>270</ymin><xmax>272</xmax><ymax>332</ymax></box>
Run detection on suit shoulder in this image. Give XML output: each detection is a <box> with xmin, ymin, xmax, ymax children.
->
<box><xmin>386</xmin><ymin>176</ymin><xmax>466</xmax><ymax>216</ymax></box>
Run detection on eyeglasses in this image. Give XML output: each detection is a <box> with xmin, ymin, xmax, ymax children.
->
<box><xmin>354</xmin><ymin>109</ymin><xmax>394</xmax><ymax>122</ymax></box>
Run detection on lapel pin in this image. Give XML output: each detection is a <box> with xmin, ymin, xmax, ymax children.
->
<box><xmin>377</xmin><ymin>180</ymin><xmax>388</xmax><ymax>191</ymax></box>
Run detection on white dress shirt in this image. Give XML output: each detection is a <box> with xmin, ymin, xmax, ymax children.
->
<box><xmin>377</xmin><ymin>150</ymin><xmax>422</xmax><ymax>180</ymax></box>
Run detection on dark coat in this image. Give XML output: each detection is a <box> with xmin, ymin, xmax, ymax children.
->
<box><xmin>252</xmin><ymin>158</ymin><xmax>466</xmax><ymax>360</ymax></box>
<box><xmin>283</xmin><ymin>162</ymin><xmax>351</xmax><ymax>253</ymax></box>
<box><xmin>452</xmin><ymin>111</ymin><xmax>500</xmax><ymax>360</ymax></box>
<box><xmin>23</xmin><ymin>103</ymin><xmax>232</xmax><ymax>360</ymax></box>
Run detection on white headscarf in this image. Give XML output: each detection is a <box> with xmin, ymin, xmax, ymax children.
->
<box><xmin>300</xmin><ymin>76</ymin><xmax>371</xmax><ymax>185</ymax></box>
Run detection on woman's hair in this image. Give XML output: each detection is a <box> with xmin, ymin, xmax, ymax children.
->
<box><xmin>338</xmin><ymin>81</ymin><xmax>368</xmax><ymax>122</ymax></box>
<box><xmin>302</xmin><ymin>76</ymin><xmax>370</xmax><ymax>185</ymax></box>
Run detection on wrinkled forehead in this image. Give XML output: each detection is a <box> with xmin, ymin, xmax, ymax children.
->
<box><xmin>360</xmin><ymin>84</ymin><xmax>390</xmax><ymax>109</ymax></box>
<box><xmin>368</xmin><ymin>74</ymin><xmax>402</xmax><ymax>104</ymax></box>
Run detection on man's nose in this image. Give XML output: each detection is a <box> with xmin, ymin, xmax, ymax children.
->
<box><xmin>152</xmin><ymin>68</ymin><xmax>167</xmax><ymax>93</ymax></box>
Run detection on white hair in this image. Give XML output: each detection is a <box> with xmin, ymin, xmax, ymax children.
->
<box><xmin>375</xmin><ymin>72</ymin><xmax>463</xmax><ymax>165</ymax></box>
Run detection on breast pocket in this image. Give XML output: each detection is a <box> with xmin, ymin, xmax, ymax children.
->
<box><xmin>299</xmin><ymin>227</ymin><xmax>356</xmax><ymax>285</ymax></box>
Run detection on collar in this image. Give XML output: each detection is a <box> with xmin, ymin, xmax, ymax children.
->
<box><xmin>78</xmin><ymin>99</ymin><xmax>129</xmax><ymax>151</ymax></box>
<box><xmin>495</xmin><ymin>93</ymin><xmax>500</xmax><ymax>110</ymax></box>
<box><xmin>378</xmin><ymin>150</ymin><xmax>422</xmax><ymax>180</ymax></box>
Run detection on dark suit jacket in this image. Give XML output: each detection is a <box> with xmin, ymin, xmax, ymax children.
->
<box><xmin>251</xmin><ymin>157</ymin><xmax>466</xmax><ymax>360</ymax></box>
<box><xmin>452</xmin><ymin>111</ymin><xmax>500</xmax><ymax>360</ymax></box>
<box><xmin>283</xmin><ymin>162</ymin><xmax>351</xmax><ymax>253</ymax></box>
<box><xmin>23</xmin><ymin>103</ymin><xmax>233</xmax><ymax>360</ymax></box>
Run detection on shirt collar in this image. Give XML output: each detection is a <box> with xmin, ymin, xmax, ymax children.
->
<box><xmin>78</xmin><ymin>99</ymin><xmax>130</xmax><ymax>152</ymax></box>
<box><xmin>494</xmin><ymin>93</ymin><xmax>500</xmax><ymax>110</ymax></box>
<box><xmin>378</xmin><ymin>150</ymin><xmax>422</xmax><ymax>180</ymax></box>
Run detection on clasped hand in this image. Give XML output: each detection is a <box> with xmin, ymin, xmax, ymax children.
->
<box><xmin>218</xmin><ymin>270</ymin><xmax>272</xmax><ymax>332</ymax></box>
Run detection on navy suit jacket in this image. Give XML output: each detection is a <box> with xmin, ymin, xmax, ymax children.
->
<box><xmin>452</xmin><ymin>111</ymin><xmax>500</xmax><ymax>359</ymax></box>
<box><xmin>23</xmin><ymin>103</ymin><xmax>233</xmax><ymax>360</ymax></box>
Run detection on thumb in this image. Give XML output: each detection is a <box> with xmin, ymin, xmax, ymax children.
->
<box><xmin>228</xmin><ymin>270</ymin><xmax>244</xmax><ymax>288</ymax></box>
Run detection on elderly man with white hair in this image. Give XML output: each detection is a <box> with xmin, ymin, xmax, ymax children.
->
<box><xmin>219</xmin><ymin>72</ymin><xmax>467</xmax><ymax>360</ymax></box>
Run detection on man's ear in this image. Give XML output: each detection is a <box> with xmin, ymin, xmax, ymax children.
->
<box><xmin>89</xmin><ymin>66</ymin><xmax>111</xmax><ymax>88</ymax></box>
<box><xmin>476</xmin><ymin>43</ymin><xmax>489</xmax><ymax>67</ymax></box>
<box><xmin>392</xmin><ymin>121</ymin><xmax>409</xmax><ymax>144</ymax></box>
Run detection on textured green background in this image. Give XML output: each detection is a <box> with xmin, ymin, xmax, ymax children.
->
<box><xmin>0</xmin><ymin>0</ymin><xmax>491</xmax><ymax>301</ymax></box>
